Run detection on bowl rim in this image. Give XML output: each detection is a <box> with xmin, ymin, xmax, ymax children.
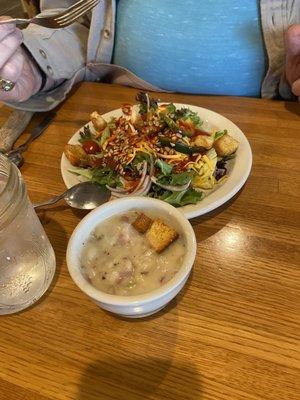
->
<box><xmin>66</xmin><ymin>197</ymin><xmax>197</xmax><ymax>306</ymax></box>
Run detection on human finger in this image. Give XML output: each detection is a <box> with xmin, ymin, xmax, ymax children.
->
<box><xmin>291</xmin><ymin>79</ymin><xmax>300</xmax><ymax>96</ymax></box>
<box><xmin>0</xmin><ymin>48</ymin><xmax>41</xmax><ymax>102</ymax></box>
<box><xmin>0</xmin><ymin>29</ymin><xmax>23</xmax><ymax>69</ymax></box>
<box><xmin>0</xmin><ymin>16</ymin><xmax>17</xmax><ymax>41</ymax></box>
<box><xmin>0</xmin><ymin>50</ymin><xmax>23</xmax><ymax>84</ymax></box>
<box><xmin>285</xmin><ymin>24</ymin><xmax>300</xmax><ymax>56</ymax></box>
<box><xmin>0</xmin><ymin>51</ymin><xmax>24</xmax><ymax>101</ymax></box>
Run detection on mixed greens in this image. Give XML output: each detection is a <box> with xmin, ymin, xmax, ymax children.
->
<box><xmin>64</xmin><ymin>93</ymin><xmax>239</xmax><ymax>207</ymax></box>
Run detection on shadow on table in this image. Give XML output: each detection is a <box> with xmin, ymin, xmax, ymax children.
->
<box><xmin>35</xmin><ymin>214</ymin><xmax>67</xmax><ymax>298</ymax></box>
<box><xmin>284</xmin><ymin>101</ymin><xmax>300</xmax><ymax>117</ymax></box>
<box><xmin>189</xmin><ymin>185</ymin><xmax>245</xmax><ymax>242</ymax></box>
<box><xmin>78</xmin><ymin>356</ymin><xmax>201</xmax><ymax>400</ymax></box>
<box><xmin>191</xmin><ymin>185</ymin><xmax>245</xmax><ymax>226</ymax></box>
<box><xmin>33</xmin><ymin>202</ymin><xmax>91</xmax><ymax>221</ymax></box>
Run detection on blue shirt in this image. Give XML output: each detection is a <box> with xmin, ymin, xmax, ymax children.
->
<box><xmin>113</xmin><ymin>0</ymin><xmax>266</xmax><ymax>96</ymax></box>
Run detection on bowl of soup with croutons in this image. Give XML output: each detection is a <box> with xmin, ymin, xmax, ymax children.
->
<box><xmin>66</xmin><ymin>197</ymin><xmax>196</xmax><ymax>318</ymax></box>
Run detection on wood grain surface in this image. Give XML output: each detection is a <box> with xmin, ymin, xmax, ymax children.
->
<box><xmin>0</xmin><ymin>83</ymin><xmax>299</xmax><ymax>400</ymax></box>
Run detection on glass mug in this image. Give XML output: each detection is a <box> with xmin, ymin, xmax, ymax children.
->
<box><xmin>0</xmin><ymin>155</ymin><xmax>56</xmax><ymax>314</ymax></box>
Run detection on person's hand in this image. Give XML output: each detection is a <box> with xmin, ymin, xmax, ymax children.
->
<box><xmin>285</xmin><ymin>24</ymin><xmax>300</xmax><ymax>98</ymax></box>
<box><xmin>0</xmin><ymin>16</ymin><xmax>42</xmax><ymax>102</ymax></box>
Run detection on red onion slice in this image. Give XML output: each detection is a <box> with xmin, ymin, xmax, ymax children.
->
<box><xmin>133</xmin><ymin>176</ymin><xmax>151</xmax><ymax>196</ymax></box>
<box><xmin>109</xmin><ymin>176</ymin><xmax>151</xmax><ymax>198</ymax></box>
<box><xmin>106</xmin><ymin>161</ymin><xmax>148</xmax><ymax>195</ymax></box>
<box><xmin>149</xmin><ymin>161</ymin><xmax>154</xmax><ymax>178</ymax></box>
<box><xmin>130</xmin><ymin>161</ymin><xmax>148</xmax><ymax>194</ymax></box>
<box><xmin>151</xmin><ymin>176</ymin><xmax>191</xmax><ymax>192</ymax></box>
<box><xmin>106</xmin><ymin>185</ymin><xmax>128</xmax><ymax>193</ymax></box>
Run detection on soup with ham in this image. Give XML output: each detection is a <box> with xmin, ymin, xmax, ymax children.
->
<box><xmin>80</xmin><ymin>211</ymin><xmax>185</xmax><ymax>296</ymax></box>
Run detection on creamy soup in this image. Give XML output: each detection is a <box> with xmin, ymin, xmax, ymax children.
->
<box><xmin>80</xmin><ymin>212</ymin><xmax>185</xmax><ymax>296</ymax></box>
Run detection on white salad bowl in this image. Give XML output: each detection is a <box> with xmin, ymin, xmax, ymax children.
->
<box><xmin>66</xmin><ymin>197</ymin><xmax>197</xmax><ymax>318</ymax></box>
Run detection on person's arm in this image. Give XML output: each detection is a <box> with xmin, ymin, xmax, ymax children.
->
<box><xmin>22</xmin><ymin>0</ymin><xmax>89</xmax><ymax>91</ymax></box>
<box><xmin>0</xmin><ymin>1</ymin><xmax>90</xmax><ymax>151</ymax></box>
<box><xmin>0</xmin><ymin>18</ymin><xmax>42</xmax><ymax>103</ymax></box>
<box><xmin>0</xmin><ymin>0</ymin><xmax>89</xmax><ymax>106</ymax></box>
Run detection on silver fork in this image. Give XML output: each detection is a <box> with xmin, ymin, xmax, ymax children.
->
<box><xmin>0</xmin><ymin>0</ymin><xmax>100</xmax><ymax>29</ymax></box>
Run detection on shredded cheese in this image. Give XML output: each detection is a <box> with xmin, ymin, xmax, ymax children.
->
<box><xmin>159</xmin><ymin>153</ymin><xmax>187</xmax><ymax>160</ymax></box>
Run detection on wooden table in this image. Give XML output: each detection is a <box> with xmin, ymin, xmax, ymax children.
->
<box><xmin>0</xmin><ymin>83</ymin><xmax>299</xmax><ymax>400</ymax></box>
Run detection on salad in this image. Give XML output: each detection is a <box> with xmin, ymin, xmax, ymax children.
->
<box><xmin>64</xmin><ymin>93</ymin><xmax>239</xmax><ymax>207</ymax></box>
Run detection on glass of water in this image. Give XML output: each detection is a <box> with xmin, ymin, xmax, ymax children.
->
<box><xmin>0</xmin><ymin>154</ymin><xmax>56</xmax><ymax>314</ymax></box>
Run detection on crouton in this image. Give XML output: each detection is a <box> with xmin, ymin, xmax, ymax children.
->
<box><xmin>132</xmin><ymin>213</ymin><xmax>153</xmax><ymax>234</ymax></box>
<box><xmin>130</xmin><ymin>108</ymin><xmax>143</xmax><ymax>129</ymax></box>
<box><xmin>90</xmin><ymin>111</ymin><xmax>107</xmax><ymax>134</ymax></box>
<box><xmin>64</xmin><ymin>144</ymin><xmax>87</xmax><ymax>166</ymax></box>
<box><xmin>146</xmin><ymin>219</ymin><xmax>179</xmax><ymax>253</ymax></box>
<box><xmin>192</xmin><ymin>134</ymin><xmax>214</xmax><ymax>149</ymax></box>
<box><xmin>214</xmin><ymin>133</ymin><xmax>239</xmax><ymax>157</ymax></box>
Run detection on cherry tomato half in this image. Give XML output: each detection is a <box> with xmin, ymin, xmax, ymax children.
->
<box><xmin>82</xmin><ymin>140</ymin><xmax>100</xmax><ymax>154</ymax></box>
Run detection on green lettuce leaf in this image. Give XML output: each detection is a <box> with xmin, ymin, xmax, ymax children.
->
<box><xmin>68</xmin><ymin>167</ymin><xmax>93</xmax><ymax>180</ymax></box>
<box><xmin>153</xmin><ymin>188</ymin><xmax>204</xmax><ymax>207</ymax></box>
<box><xmin>78</xmin><ymin>125</ymin><xmax>92</xmax><ymax>143</ymax></box>
<box><xmin>131</xmin><ymin>152</ymin><xmax>153</xmax><ymax>170</ymax></box>
<box><xmin>68</xmin><ymin>166</ymin><xmax>120</xmax><ymax>187</ymax></box>
<box><xmin>91</xmin><ymin>167</ymin><xmax>120</xmax><ymax>187</ymax></box>
<box><xmin>155</xmin><ymin>159</ymin><xmax>173</xmax><ymax>175</ymax></box>
<box><xmin>157</xmin><ymin>170</ymin><xmax>196</xmax><ymax>186</ymax></box>
<box><xmin>214</xmin><ymin>129</ymin><xmax>227</xmax><ymax>141</ymax></box>
<box><xmin>176</xmin><ymin>108</ymin><xmax>203</xmax><ymax>128</ymax></box>
<box><xmin>166</xmin><ymin>103</ymin><xmax>177</xmax><ymax>115</ymax></box>
<box><xmin>136</xmin><ymin>92</ymin><xmax>158</xmax><ymax>114</ymax></box>
<box><xmin>159</xmin><ymin>113</ymin><xmax>178</xmax><ymax>132</ymax></box>
<box><xmin>99</xmin><ymin>126</ymin><xmax>110</xmax><ymax>146</ymax></box>
<box><xmin>107</xmin><ymin>117</ymin><xmax>117</xmax><ymax>130</ymax></box>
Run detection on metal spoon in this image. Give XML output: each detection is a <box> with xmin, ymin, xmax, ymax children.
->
<box><xmin>33</xmin><ymin>181</ymin><xmax>111</xmax><ymax>210</ymax></box>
